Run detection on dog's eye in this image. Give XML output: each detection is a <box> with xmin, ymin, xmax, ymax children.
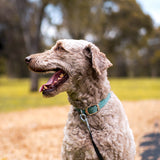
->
<box><xmin>56</xmin><ymin>46</ymin><xmax>65</xmax><ymax>52</ymax></box>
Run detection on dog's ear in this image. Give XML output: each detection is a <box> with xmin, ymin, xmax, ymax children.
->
<box><xmin>83</xmin><ymin>44</ymin><xmax>112</xmax><ymax>75</ymax></box>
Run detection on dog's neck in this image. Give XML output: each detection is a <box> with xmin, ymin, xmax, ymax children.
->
<box><xmin>67</xmin><ymin>71</ymin><xmax>111</xmax><ymax>109</ymax></box>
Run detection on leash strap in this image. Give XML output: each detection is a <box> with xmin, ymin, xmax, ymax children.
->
<box><xmin>80</xmin><ymin>113</ymin><xmax>104</xmax><ymax>160</ymax></box>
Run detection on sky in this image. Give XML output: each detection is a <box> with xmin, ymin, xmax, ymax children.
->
<box><xmin>136</xmin><ymin>0</ymin><xmax>160</xmax><ymax>27</ymax></box>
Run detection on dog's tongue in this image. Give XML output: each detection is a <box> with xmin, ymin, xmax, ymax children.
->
<box><xmin>39</xmin><ymin>70</ymin><xmax>64</xmax><ymax>92</ymax></box>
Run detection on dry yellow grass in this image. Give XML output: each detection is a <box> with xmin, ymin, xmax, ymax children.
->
<box><xmin>0</xmin><ymin>100</ymin><xmax>160</xmax><ymax>160</ymax></box>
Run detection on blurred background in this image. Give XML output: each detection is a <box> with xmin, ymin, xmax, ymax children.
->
<box><xmin>0</xmin><ymin>0</ymin><xmax>160</xmax><ymax>111</ymax></box>
<box><xmin>0</xmin><ymin>1</ymin><xmax>160</xmax><ymax>159</ymax></box>
<box><xmin>0</xmin><ymin>0</ymin><xmax>160</xmax><ymax>79</ymax></box>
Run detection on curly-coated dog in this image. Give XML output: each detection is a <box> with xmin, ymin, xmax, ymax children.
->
<box><xmin>25</xmin><ymin>39</ymin><xmax>136</xmax><ymax>160</ymax></box>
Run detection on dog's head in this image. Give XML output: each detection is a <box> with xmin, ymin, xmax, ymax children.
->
<box><xmin>25</xmin><ymin>39</ymin><xmax>112</xmax><ymax>97</ymax></box>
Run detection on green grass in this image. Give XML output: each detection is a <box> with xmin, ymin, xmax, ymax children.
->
<box><xmin>0</xmin><ymin>77</ymin><xmax>69</xmax><ymax>112</ymax></box>
<box><xmin>0</xmin><ymin>77</ymin><xmax>160</xmax><ymax>112</ymax></box>
<box><xmin>110</xmin><ymin>78</ymin><xmax>160</xmax><ymax>100</ymax></box>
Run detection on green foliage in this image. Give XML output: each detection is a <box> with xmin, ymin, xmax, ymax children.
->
<box><xmin>0</xmin><ymin>77</ymin><xmax>160</xmax><ymax>112</ymax></box>
<box><xmin>151</xmin><ymin>50</ymin><xmax>160</xmax><ymax>64</ymax></box>
<box><xmin>58</xmin><ymin>0</ymin><xmax>153</xmax><ymax>77</ymax></box>
<box><xmin>148</xmin><ymin>27</ymin><xmax>160</xmax><ymax>76</ymax></box>
<box><xmin>0</xmin><ymin>0</ymin><xmax>159</xmax><ymax>78</ymax></box>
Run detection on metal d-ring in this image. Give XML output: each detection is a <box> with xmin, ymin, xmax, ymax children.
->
<box><xmin>80</xmin><ymin>113</ymin><xmax>86</xmax><ymax>122</ymax></box>
<box><xmin>80</xmin><ymin>111</ymin><xmax>91</xmax><ymax>133</ymax></box>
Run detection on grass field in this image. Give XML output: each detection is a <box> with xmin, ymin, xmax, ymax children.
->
<box><xmin>0</xmin><ymin>77</ymin><xmax>160</xmax><ymax>112</ymax></box>
<box><xmin>110</xmin><ymin>78</ymin><xmax>160</xmax><ymax>100</ymax></box>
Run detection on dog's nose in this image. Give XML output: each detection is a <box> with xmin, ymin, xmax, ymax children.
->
<box><xmin>25</xmin><ymin>56</ymin><xmax>32</xmax><ymax>64</ymax></box>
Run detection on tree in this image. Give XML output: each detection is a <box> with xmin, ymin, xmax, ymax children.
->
<box><xmin>55</xmin><ymin>0</ymin><xmax>153</xmax><ymax>76</ymax></box>
<box><xmin>95</xmin><ymin>0</ymin><xmax>153</xmax><ymax>76</ymax></box>
<box><xmin>151</xmin><ymin>50</ymin><xmax>160</xmax><ymax>76</ymax></box>
<box><xmin>149</xmin><ymin>27</ymin><xmax>160</xmax><ymax>77</ymax></box>
<box><xmin>14</xmin><ymin>0</ymin><xmax>49</xmax><ymax>91</ymax></box>
<box><xmin>60</xmin><ymin>0</ymin><xmax>94</xmax><ymax>39</ymax></box>
<box><xmin>0</xmin><ymin>0</ymin><xmax>28</xmax><ymax>77</ymax></box>
<box><xmin>0</xmin><ymin>0</ymin><xmax>155</xmax><ymax>79</ymax></box>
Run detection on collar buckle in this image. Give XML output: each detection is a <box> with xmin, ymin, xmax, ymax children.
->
<box><xmin>85</xmin><ymin>104</ymin><xmax>100</xmax><ymax>115</ymax></box>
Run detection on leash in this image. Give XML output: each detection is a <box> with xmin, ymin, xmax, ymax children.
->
<box><xmin>80</xmin><ymin>112</ymin><xmax>104</xmax><ymax>160</ymax></box>
<box><xmin>78</xmin><ymin>93</ymin><xmax>111</xmax><ymax>160</ymax></box>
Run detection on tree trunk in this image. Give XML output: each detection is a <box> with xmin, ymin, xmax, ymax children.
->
<box><xmin>29</xmin><ymin>45</ymin><xmax>39</xmax><ymax>92</ymax></box>
<box><xmin>29</xmin><ymin>3</ymin><xmax>47</xmax><ymax>92</ymax></box>
<box><xmin>30</xmin><ymin>72</ymin><xmax>39</xmax><ymax>91</ymax></box>
<box><xmin>15</xmin><ymin>0</ymin><xmax>47</xmax><ymax>91</ymax></box>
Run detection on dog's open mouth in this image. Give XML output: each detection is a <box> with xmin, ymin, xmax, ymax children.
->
<box><xmin>39</xmin><ymin>69</ymin><xmax>69</xmax><ymax>94</ymax></box>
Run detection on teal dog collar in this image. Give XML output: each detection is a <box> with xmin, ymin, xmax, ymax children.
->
<box><xmin>77</xmin><ymin>92</ymin><xmax>111</xmax><ymax>116</ymax></box>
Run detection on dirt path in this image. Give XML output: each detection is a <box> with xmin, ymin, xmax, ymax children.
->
<box><xmin>0</xmin><ymin>100</ymin><xmax>160</xmax><ymax>160</ymax></box>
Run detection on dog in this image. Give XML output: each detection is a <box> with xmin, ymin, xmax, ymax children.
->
<box><xmin>25</xmin><ymin>39</ymin><xmax>136</xmax><ymax>160</ymax></box>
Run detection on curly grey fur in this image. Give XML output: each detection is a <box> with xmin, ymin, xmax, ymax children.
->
<box><xmin>26</xmin><ymin>39</ymin><xmax>136</xmax><ymax>160</ymax></box>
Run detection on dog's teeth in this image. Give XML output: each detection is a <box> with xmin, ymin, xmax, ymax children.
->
<box><xmin>44</xmin><ymin>86</ymin><xmax>47</xmax><ymax>89</ymax></box>
<box><xmin>60</xmin><ymin>74</ymin><xmax>64</xmax><ymax>78</ymax></box>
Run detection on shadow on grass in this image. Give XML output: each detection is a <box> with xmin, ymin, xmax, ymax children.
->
<box><xmin>139</xmin><ymin>132</ymin><xmax>160</xmax><ymax>160</ymax></box>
